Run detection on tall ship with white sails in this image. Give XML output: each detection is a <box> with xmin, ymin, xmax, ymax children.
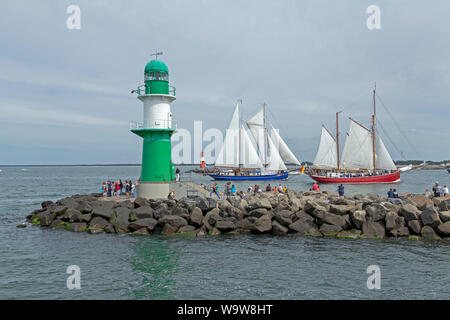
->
<box><xmin>308</xmin><ymin>86</ymin><xmax>402</xmax><ymax>184</ymax></box>
<box><xmin>210</xmin><ymin>100</ymin><xmax>301</xmax><ymax>181</ymax></box>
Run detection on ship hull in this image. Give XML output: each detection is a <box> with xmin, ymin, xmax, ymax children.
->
<box><xmin>209</xmin><ymin>172</ymin><xmax>289</xmax><ymax>181</ymax></box>
<box><xmin>308</xmin><ymin>171</ymin><xmax>400</xmax><ymax>184</ymax></box>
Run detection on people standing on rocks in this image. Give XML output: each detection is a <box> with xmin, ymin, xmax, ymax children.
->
<box><xmin>248</xmin><ymin>185</ymin><xmax>253</xmax><ymax>193</ymax></box>
<box><xmin>119</xmin><ymin>180</ymin><xmax>123</xmax><ymax>195</ymax></box>
<box><xmin>101</xmin><ymin>182</ymin><xmax>107</xmax><ymax>198</ymax></box>
<box><xmin>277</xmin><ymin>184</ymin><xmax>283</xmax><ymax>192</ymax></box>
<box><xmin>425</xmin><ymin>188</ymin><xmax>432</xmax><ymax>198</ymax></box>
<box><xmin>107</xmin><ymin>181</ymin><xmax>112</xmax><ymax>197</ymax></box>
<box><xmin>231</xmin><ymin>184</ymin><xmax>236</xmax><ymax>195</ymax></box>
<box><xmin>312</xmin><ymin>183</ymin><xmax>320</xmax><ymax>191</ymax></box>
<box><xmin>387</xmin><ymin>188</ymin><xmax>394</xmax><ymax>198</ymax></box>
<box><xmin>115</xmin><ymin>181</ymin><xmax>120</xmax><ymax>198</ymax></box>
<box><xmin>338</xmin><ymin>184</ymin><xmax>344</xmax><ymax>197</ymax></box>
<box><xmin>443</xmin><ymin>185</ymin><xmax>449</xmax><ymax>196</ymax></box>
<box><xmin>393</xmin><ymin>189</ymin><xmax>399</xmax><ymax>198</ymax></box>
<box><xmin>225</xmin><ymin>182</ymin><xmax>231</xmax><ymax>196</ymax></box>
<box><xmin>175</xmin><ymin>168</ymin><xmax>181</xmax><ymax>182</ymax></box>
<box><xmin>132</xmin><ymin>181</ymin><xmax>137</xmax><ymax>198</ymax></box>
<box><xmin>210</xmin><ymin>183</ymin><xmax>220</xmax><ymax>199</ymax></box>
<box><xmin>168</xmin><ymin>189</ymin><xmax>175</xmax><ymax>200</ymax></box>
<box><xmin>432</xmin><ymin>182</ymin><xmax>441</xmax><ymax>197</ymax></box>
<box><xmin>265</xmin><ymin>184</ymin><xmax>272</xmax><ymax>192</ymax></box>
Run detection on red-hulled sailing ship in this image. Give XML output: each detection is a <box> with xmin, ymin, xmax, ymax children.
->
<box><xmin>308</xmin><ymin>86</ymin><xmax>402</xmax><ymax>184</ymax></box>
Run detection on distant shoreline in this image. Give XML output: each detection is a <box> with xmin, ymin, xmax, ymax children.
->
<box><xmin>0</xmin><ymin>162</ymin><xmax>448</xmax><ymax>169</ymax></box>
<box><xmin>0</xmin><ymin>163</ymin><xmax>199</xmax><ymax>168</ymax></box>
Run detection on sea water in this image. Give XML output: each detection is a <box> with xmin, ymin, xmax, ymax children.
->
<box><xmin>0</xmin><ymin>165</ymin><xmax>448</xmax><ymax>299</ymax></box>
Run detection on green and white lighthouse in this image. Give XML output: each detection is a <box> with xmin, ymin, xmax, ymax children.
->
<box><xmin>131</xmin><ymin>52</ymin><xmax>176</xmax><ymax>199</ymax></box>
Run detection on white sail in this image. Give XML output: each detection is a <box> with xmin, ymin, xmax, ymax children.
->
<box><xmin>313</xmin><ymin>126</ymin><xmax>338</xmax><ymax>168</ymax></box>
<box><xmin>270</xmin><ymin>125</ymin><xmax>301</xmax><ymax>165</ymax></box>
<box><xmin>246</xmin><ymin>108</ymin><xmax>267</xmax><ymax>164</ymax></box>
<box><xmin>376</xmin><ymin>136</ymin><xmax>397</xmax><ymax>170</ymax></box>
<box><xmin>240</xmin><ymin>125</ymin><xmax>263</xmax><ymax>168</ymax></box>
<box><xmin>340</xmin><ymin>119</ymin><xmax>374</xmax><ymax>170</ymax></box>
<box><xmin>265</xmin><ymin>135</ymin><xmax>288</xmax><ymax>171</ymax></box>
<box><xmin>215</xmin><ymin>103</ymin><xmax>241</xmax><ymax>167</ymax></box>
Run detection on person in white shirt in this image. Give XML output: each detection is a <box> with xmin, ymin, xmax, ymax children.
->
<box><xmin>443</xmin><ymin>185</ymin><xmax>449</xmax><ymax>196</ymax></box>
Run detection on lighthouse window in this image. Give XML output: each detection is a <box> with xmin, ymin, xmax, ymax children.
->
<box><xmin>155</xmin><ymin>71</ymin><xmax>160</xmax><ymax>80</ymax></box>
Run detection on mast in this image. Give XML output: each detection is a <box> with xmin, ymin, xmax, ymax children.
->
<box><xmin>238</xmin><ymin>99</ymin><xmax>242</xmax><ymax>169</ymax></box>
<box><xmin>263</xmin><ymin>103</ymin><xmax>267</xmax><ymax>168</ymax></box>
<box><xmin>336</xmin><ymin>111</ymin><xmax>340</xmax><ymax>170</ymax></box>
<box><xmin>372</xmin><ymin>84</ymin><xmax>377</xmax><ymax>172</ymax></box>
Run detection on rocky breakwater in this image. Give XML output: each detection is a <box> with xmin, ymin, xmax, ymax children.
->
<box><xmin>24</xmin><ymin>191</ymin><xmax>450</xmax><ymax>241</ymax></box>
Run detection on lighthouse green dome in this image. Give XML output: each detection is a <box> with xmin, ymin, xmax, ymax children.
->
<box><xmin>144</xmin><ymin>60</ymin><xmax>168</xmax><ymax>73</ymax></box>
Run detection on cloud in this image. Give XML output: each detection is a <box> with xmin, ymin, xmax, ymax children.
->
<box><xmin>0</xmin><ymin>99</ymin><xmax>128</xmax><ymax>127</ymax></box>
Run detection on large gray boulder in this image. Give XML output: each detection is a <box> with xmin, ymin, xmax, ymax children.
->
<box><xmin>227</xmin><ymin>197</ymin><xmax>248</xmax><ymax>212</ymax></box>
<box><xmin>130</xmin><ymin>206</ymin><xmax>153</xmax><ymax>220</ymax></box>
<box><xmin>189</xmin><ymin>207</ymin><xmax>204</xmax><ymax>226</ymax></box>
<box><xmin>365</xmin><ymin>203</ymin><xmax>388</xmax><ymax>222</ymax></box>
<box><xmin>39</xmin><ymin>211</ymin><xmax>53</xmax><ymax>226</ymax></box>
<box><xmin>350</xmin><ymin>210</ymin><xmax>366</xmax><ymax>229</ymax></box>
<box><xmin>407</xmin><ymin>219</ymin><xmax>423</xmax><ymax>234</ymax></box>
<box><xmin>203</xmin><ymin>208</ymin><xmax>221</xmax><ymax>231</ymax></box>
<box><xmin>159</xmin><ymin>215</ymin><xmax>188</xmax><ymax>229</ymax></box>
<box><xmin>336</xmin><ymin>229</ymin><xmax>361</xmax><ymax>239</ymax></box>
<box><xmin>439</xmin><ymin>211</ymin><xmax>450</xmax><ymax>223</ymax></box>
<box><xmin>400</xmin><ymin>204</ymin><xmax>421</xmax><ymax>222</ymax></box>
<box><xmin>312</xmin><ymin>209</ymin><xmax>350</xmax><ymax>229</ymax></box>
<box><xmin>436</xmin><ymin>221</ymin><xmax>450</xmax><ymax>236</ymax></box>
<box><xmin>133</xmin><ymin>197</ymin><xmax>149</xmax><ymax>208</ymax></box>
<box><xmin>236</xmin><ymin>217</ymin><xmax>257</xmax><ymax>231</ymax></box>
<box><xmin>215</xmin><ymin>220</ymin><xmax>235</xmax><ymax>233</ymax></box>
<box><xmin>362</xmin><ymin>221</ymin><xmax>385</xmax><ymax>239</ymax></box>
<box><xmin>421</xmin><ymin>226</ymin><xmax>441</xmax><ymax>240</ymax></box>
<box><xmin>329</xmin><ymin>204</ymin><xmax>354</xmax><ymax>216</ymax></box>
<box><xmin>197</xmin><ymin>198</ymin><xmax>217</xmax><ymax>212</ymax></box>
<box><xmin>385</xmin><ymin>212</ymin><xmax>405</xmax><ymax>231</ymax></box>
<box><xmin>68</xmin><ymin>222</ymin><xmax>87</xmax><ymax>232</ymax></box>
<box><xmin>92</xmin><ymin>205</ymin><xmax>114</xmax><ymax>220</ymax></box>
<box><xmin>420</xmin><ymin>207</ymin><xmax>442</xmax><ymax>228</ymax></box>
<box><xmin>88</xmin><ymin>217</ymin><xmax>112</xmax><ymax>234</ymax></box>
<box><xmin>304</xmin><ymin>200</ymin><xmax>327</xmax><ymax>215</ymax></box>
<box><xmin>247</xmin><ymin>197</ymin><xmax>272</xmax><ymax>211</ymax></box>
<box><xmin>438</xmin><ymin>199</ymin><xmax>450</xmax><ymax>211</ymax></box>
<box><xmin>247</xmin><ymin>208</ymin><xmax>269</xmax><ymax>218</ymax></box>
<box><xmin>293</xmin><ymin>210</ymin><xmax>315</xmax><ymax>223</ymax></box>
<box><xmin>273</xmin><ymin>210</ymin><xmax>294</xmax><ymax>227</ymax></box>
<box><xmin>128</xmin><ymin>218</ymin><xmax>158</xmax><ymax>231</ymax></box>
<box><xmin>288</xmin><ymin>219</ymin><xmax>322</xmax><ymax>237</ymax></box>
<box><xmin>409</xmin><ymin>194</ymin><xmax>434</xmax><ymax>210</ymax></box>
<box><xmin>111</xmin><ymin>207</ymin><xmax>131</xmax><ymax>232</ymax></box>
<box><xmin>251</xmin><ymin>214</ymin><xmax>272</xmax><ymax>233</ymax></box>
<box><xmin>319</xmin><ymin>224</ymin><xmax>342</xmax><ymax>236</ymax></box>
<box><xmin>389</xmin><ymin>226</ymin><xmax>410</xmax><ymax>237</ymax></box>
<box><xmin>76</xmin><ymin>201</ymin><xmax>93</xmax><ymax>214</ymax></box>
<box><xmin>272</xmin><ymin>220</ymin><xmax>289</xmax><ymax>236</ymax></box>
<box><xmin>48</xmin><ymin>205</ymin><xmax>68</xmax><ymax>217</ymax></box>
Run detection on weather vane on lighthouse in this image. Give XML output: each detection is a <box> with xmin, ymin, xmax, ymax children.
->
<box><xmin>150</xmin><ymin>50</ymin><xmax>163</xmax><ymax>60</ymax></box>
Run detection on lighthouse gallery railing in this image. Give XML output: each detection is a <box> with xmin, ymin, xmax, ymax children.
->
<box><xmin>130</xmin><ymin>119</ymin><xmax>178</xmax><ymax>130</ymax></box>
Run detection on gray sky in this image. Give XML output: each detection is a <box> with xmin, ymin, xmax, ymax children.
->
<box><xmin>0</xmin><ymin>0</ymin><xmax>449</xmax><ymax>165</ymax></box>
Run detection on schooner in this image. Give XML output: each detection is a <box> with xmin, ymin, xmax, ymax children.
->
<box><xmin>308</xmin><ymin>86</ymin><xmax>401</xmax><ymax>184</ymax></box>
<box><xmin>210</xmin><ymin>100</ymin><xmax>300</xmax><ymax>181</ymax></box>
